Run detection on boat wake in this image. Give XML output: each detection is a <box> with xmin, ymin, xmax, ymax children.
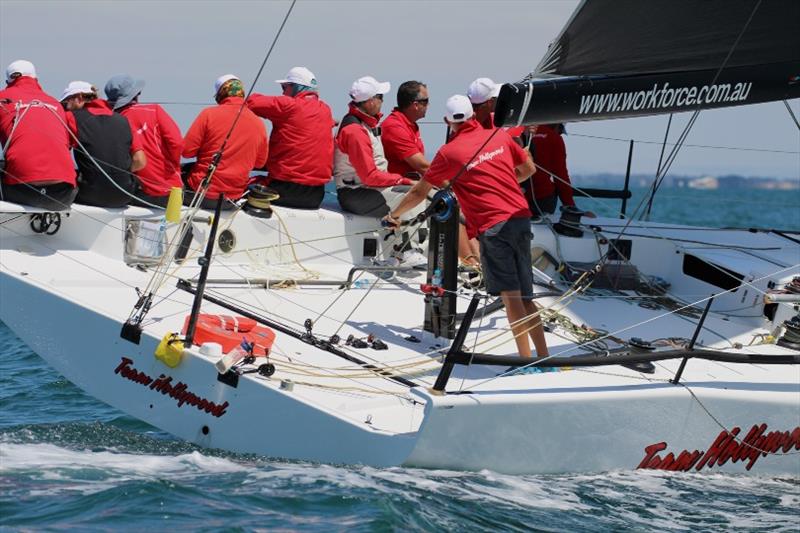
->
<box><xmin>1</xmin><ymin>431</ymin><xmax>798</xmax><ymax>531</ymax></box>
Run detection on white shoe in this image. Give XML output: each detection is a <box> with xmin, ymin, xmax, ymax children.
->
<box><xmin>396</xmin><ymin>249</ymin><xmax>428</xmax><ymax>268</ymax></box>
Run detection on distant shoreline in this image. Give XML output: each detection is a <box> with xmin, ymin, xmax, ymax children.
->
<box><xmin>573</xmin><ymin>173</ymin><xmax>799</xmax><ymax>190</ymax></box>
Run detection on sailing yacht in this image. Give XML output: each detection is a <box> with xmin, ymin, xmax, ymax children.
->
<box><xmin>1</xmin><ymin>0</ymin><xmax>798</xmax><ymax>474</ymax></box>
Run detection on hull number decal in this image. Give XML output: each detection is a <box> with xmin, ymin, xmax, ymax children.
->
<box><xmin>115</xmin><ymin>357</ymin><xmax>229</xmax><ymax>417</ymax></box>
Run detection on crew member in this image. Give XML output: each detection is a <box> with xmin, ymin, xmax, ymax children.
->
<box><xmin>0</xmin><ymin>60</ymin><xmax>77</xmax><ymax>210</ymax></box>
<box><xmin>183</xmin><ymin>75</ymin><xmax>268</xmax><ymax>209</ymax></box>
<box><xmin>384</xmin><ymin>95</ymin><xmax>549</xmax><ymax>359</ymax></box>
<box><xmin>246</xmin><ymin>67</ymin><xmax>335</xmax><ymax>209</ymax></box>
<box><xmin>380</xmin><ymin>80</ymin><xmax>429</xmax><ymax>178</ymax></box>
<box><xmin>467</xmin><ymin>77</ymin><xmax>500</xmax><ymax>130</ymax></box>
<box><xmin>523</xmin><ymin>123</ymin><xmax>577</xmax><ymax>217</ymax></box>
<box><xmin>333</xmin><ymin>75</ymin><xmax>413</xmax><ymax>217</ymax></box>
<box><xmin>105</xmin><ymin>74</ymin><xmax>184</xmax><ymax>208</ymax></box>
<box><xmin>62</xmin><ymin>81</ymin><xmax>147</xmax><ymax>208</ymax></box>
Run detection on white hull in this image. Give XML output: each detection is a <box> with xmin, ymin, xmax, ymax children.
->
<box><xmin>1</xmin><ymin>202</ymin><xmax>798</xmax><ymax>475</ymax></box>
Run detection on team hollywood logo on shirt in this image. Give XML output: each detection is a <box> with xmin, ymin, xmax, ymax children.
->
<box><xmin>466</xmin><ymin>146</ymin><xmax>505</xmax><ymax>171</ymax></box>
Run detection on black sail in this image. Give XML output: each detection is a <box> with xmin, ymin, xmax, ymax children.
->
<box><xmin>494</xmin><ymin>0</ymin><xmax>800</xmax><ymax>127</ymax></box>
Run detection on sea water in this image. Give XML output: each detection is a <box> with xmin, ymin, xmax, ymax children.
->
<box><xmin>2</xmin><ymin>188</ymin><xmax>799</xmax><ymax>530</ymax></box>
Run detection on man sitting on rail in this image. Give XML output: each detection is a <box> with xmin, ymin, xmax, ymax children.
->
<box><xmin>183</xmin><ymin>75</ymin><xmax>268</xmax><ymax>210</ymax></box>
<box><xmin>61</xmin><ymin>81</ymin><xmax>147</xmax><ymax>208</ymax></box>
<box><xmin>0</xmin><ymin>60</ymin><xmax>78</xmax><ymax>210</ymax></box>
<box><xmin>246</xmin><ymin>67</ymin><xmax>335</xmax><ymax>210</ymax></box>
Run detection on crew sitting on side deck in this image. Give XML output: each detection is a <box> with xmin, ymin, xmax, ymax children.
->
<box><xmin>182</xmin><ymin>75</ymin><xmax>268</xmax><ymax>210</ymax></box>
<box><xmin>334</xmin><ymin>76</ymin><xmax>414</xmax><ymax>217</ymax></box>
<box><xmin>105</xmin><ymin>74</ymin><xmax>184</xmax><ymax>208</ymax></box>
<box><xmin>246</xmin><ymin>67</ymin><xmax>335</xmax><ymax>209</ymax></box>
<box><xmin>0</xmin><ymin>60</ymin><xmax>78</xmax><ymax>210</ymax></box>
<box><xmin>62</xmin><ymin>80</ymin><xmax>147</xmax><ymax>208</ymax></box>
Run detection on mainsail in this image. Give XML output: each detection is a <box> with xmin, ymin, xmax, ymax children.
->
<box><xmin>494</xmin><ymin>0</ymin><xmax>800</xmax><ymax>126</ymax></box>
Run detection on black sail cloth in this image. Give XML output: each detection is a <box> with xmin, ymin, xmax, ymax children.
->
<box><xmin>495</xmin><ymin>0</ymin><xmax>800</xmax><ymax>126</ymax></box>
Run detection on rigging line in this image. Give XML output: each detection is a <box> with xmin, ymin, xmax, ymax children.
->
<box><xmin>37</xmin><ymin>104</ymin><xmax>164</xmax><ymax>209</ymax></box>
<box><xmin>465</xmin><ymin>263</ymin><xmax>799</xmax><ymax>391</ymax></box>
<box><xmin>566</xmin><ymin>132</ymin><xmax>800</xmax><ymax>155</ymax></box>
<box><xmin>648</xmin><ymin>0</ymin><xmax>764</xmax><ymax>203</ymax></box>
<box><xmin>183</xmin><ymin>0</ymin><xmax>296</xmax><ymax>209</ymax></box>
<box><xmin>645</xmin><ymin>113</ymin><xmax>673</xmax><ymax>220</ymax></box>
<box><xmin>784</xmin><ymin>100</ymin><xmax>800</xmax><ymax>130</ymax></box>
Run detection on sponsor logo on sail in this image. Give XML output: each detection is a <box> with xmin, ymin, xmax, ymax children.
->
<box><xmin>578</xmin><ymin>81</ymin><xmax>753</xmax><ymax>116</ymax></box>
<box><xmin>638</xmin><ymin>424</ymin><xmax>800</xmax><ymax>472</ymax></box>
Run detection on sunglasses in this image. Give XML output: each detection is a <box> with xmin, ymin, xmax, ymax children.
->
<box><xmin>373</xmin><ymin>93</ymin><xmax>384</xmax><ymax>101</ymax></box>
<box><xmin>414</xmin><ymin>98</ymin><xmax>429</xmax><ymax>105</ymax></box>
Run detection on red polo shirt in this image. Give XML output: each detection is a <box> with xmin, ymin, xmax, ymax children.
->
<box><xmin>380</xmin><ymin>109</ymin><xmax>425</xmax><ymax>176</ymax></box>
<box><xmin>183</xmin><ymin>97</ymin><xmax>268</xmax><ymax>200</ymax></box>
<box><xmin>119</xmin><ymin>103</ymin><xmax>183</xmax><ymax>196</ymax></box>
<box><xmin>246</xmin><ymin>90</ymin><xmax>334</xmax><ymax>186</ymax></box>
<box><xmin>0</xmin><ymin>77</ymin><xmax>76</xmax><ymax>186</ymax></box>
<box><xmin>424</xmin><ymin>119</ymin><xmax>531</xmax><ymax>238</ymax></box>
<box><xmin>528</xmin><ymin>124</ymin><xmax>574</xmax><ymax>205</ymax></box>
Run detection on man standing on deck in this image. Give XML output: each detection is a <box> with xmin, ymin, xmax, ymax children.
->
<box><xmin>383</xmin><ymin>95</ymin><xmax>549</xmax><ymax>359</ymax></box>
<box><xmin>468</xmin><ymin>77</ymin><xmax>500</xmax><ymax>130</ymax></box>
<box><xmin>246</xmin><ymin>67</ymin><xmax>335</xmax><ymax>209</ymax></box>
<box><xmin>381</xmin><ymin>80</ymin><xmax>429</xmax><ymax>179</ymax></box>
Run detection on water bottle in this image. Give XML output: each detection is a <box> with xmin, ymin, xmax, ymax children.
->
<box><xmin>432</xmin><ymin>268</ymin><xmax>442</xmax><ymax>287</ymax></box>
<box><xmin>353</xmin><ymin>279</ymin><xmax>369</xmax><ymax>289</ymax></box>
<box><xmin>215</xmin><ymin>339</ymin><xmax>251</xmax><ymax>374</ymax></box>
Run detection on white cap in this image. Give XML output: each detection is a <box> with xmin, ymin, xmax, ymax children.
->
<box><xmin>349</xmin><ymin>76</ymin><xmax>391</xmax><ymax>103</ymax></box>
<box><xmin>276</xmin><ymin>66</ymin><xmax>317</xmax><ymax>87</ymax></box>
<box><xmin>445</xmin><ymin>95</ymin><xmax>474</xmax><ymax>123</ymax></box>
<box><xmin>60</xmin><ymin>80</ymin><xmax>94</xmax><ymax>102</ymax></box>
<box><xmin>467</xmin><ymin>77</ymin><xmax>500</xmax><ymax>104</ymax></box>
<box><xmin>5</xmin><ymin>59</ymin><xmax>36</xmax><ymax>83</ymax></box>
<box><xmin>214</xmin><ymin>74</ymin><xmax>240</xmax><ymax>96</ymax></box>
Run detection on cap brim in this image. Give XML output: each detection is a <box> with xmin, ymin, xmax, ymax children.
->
<box><xmin>490</xmin><ymin>84</ymin><xmax>501</xmax><ymax>97</ymax></box>
<box><xmin>275</xmin><ymin>78</ymin><xmax>290</xmax><ymax>84</ymax></box>
<box><xmin>377</xmin><ymin>81</ymin><xmax>391</xmax><ymax>94</ymax></box>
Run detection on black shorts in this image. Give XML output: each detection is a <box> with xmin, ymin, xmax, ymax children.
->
<box><xmin>478</xmin><ymin>217</ymin><xmax>534</xmax><ymax>298</ymax></box>
<box><xmin>0</xmin><ymin>182</ymin><xmax>78</xmax><ymax>210</ymax></box>
<box><xmin>268</xmin><ymin>178</ymin><xmax>325</xmax><ymax>210</ymax></box>
<box><xmin>529</xmin><ymin>193</ymin><xmax>557</xmax><ymax>218</ymax></box>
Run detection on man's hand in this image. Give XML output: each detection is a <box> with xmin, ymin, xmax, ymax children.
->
<box><xmin>382</xmin><ymin>212</ymin><xmax>401</xmax><ymax>229</ymax></box>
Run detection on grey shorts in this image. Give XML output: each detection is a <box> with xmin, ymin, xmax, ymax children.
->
<box><xmin>478</xmin><ymin>217</ymin><xmax>534</xmax><ymax>299</ymax></box>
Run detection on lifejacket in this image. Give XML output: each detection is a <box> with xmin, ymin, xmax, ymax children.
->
<box><xmin>333</xmin><ymin>114</ymin><xmax>389</xmax><ymax>189</ymax></box>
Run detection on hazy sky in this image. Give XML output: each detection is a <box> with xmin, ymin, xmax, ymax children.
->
<box><xmin>1</xmin><ymin>0</ymin><xmax>798</xmax><ymax>179</ymax></box>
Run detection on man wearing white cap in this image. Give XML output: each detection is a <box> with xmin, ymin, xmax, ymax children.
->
<box><xmin>384</xmin><ymin>95</ymin><xmax>549</xmax><ymax>359</ymax></box>
<box><xmin>183</xmin><ymin>75</ymin><xmax>268</xmax><ymax>209</ymax></box>
<box><xmin>333</xmin><ymin>75</ymin><xmax>414</xmax><ymax>218</ymax></box>
<box><xmin>59</xmin><ymin>80</ymin><xmax>147</xmax><ymax>208</ymax></box>
<box><xmin>467</xmin><ymin>77</ymin><xmax>501</xmax><ymax>130</ymax></box>
<box><xmin>0</xmin><ymin>60</ymin><xmax>77</xmax><ymax>209</ymax></box>
<box><xmin>246</xmin><ymin>66</ymin><xmax>335</xmax><ymax>209</ymax></box>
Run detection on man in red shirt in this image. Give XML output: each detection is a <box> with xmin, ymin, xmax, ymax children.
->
<box><xmin>61</xmin><ymin>81</ymin><xmax>147</xmax><ymax>208</ymax></box>
<box><xmin>0</xmin><ymin>60</ymin><xmax>77</xmax><ymax>210</ymax></box>
<box><xmin>333</xmin><ymin>76</ymin><xmax>414</xmax><ymax>217</ymax></box>
<box><xmin>380</xmin><ymin>80</ymin><xmax>429</xmax><ymax>178</ymax></box>
<box><xmin>384</xmin><ymin>95</ymin><xmax>548</xmax><ymax>359</ymax></box>
<box><xmin>183</xmin><ymin>75</ymin><xmax>268</xmax><ymax>210</ymax></box>
<box><xmin>523</xmin><ymin>124</ymin><xmax>577</xmax><ymax>217</ymax></box>
<box><xmin>467</xmin><ymin>77</ymin><xmax>500</xmax><ymax>130</ymax></box>
<box><xmin>105</xmin><ymin>74</ymin><xmax>184</xmax><ymax>208</ymax></box>
<box><xmin>246</xmin><ymin>66</ymin><xmax>335</xmax><ymax>209</ymax></box>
